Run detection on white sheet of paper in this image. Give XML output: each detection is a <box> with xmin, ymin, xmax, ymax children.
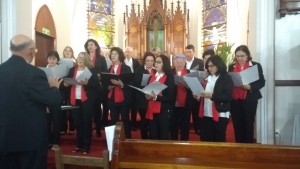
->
<box><xmin>229</xmin><ymin>65</ymin><xmax>259</xmax><ymax>86</ymax></box>
<box><xmin>76</xmin><ymin>68</ymin><xmax>92</xmax><ymax>81</ymax></box>
<box><xmin>63</xmin><ymin>77</ymin><xmax>80</xmax><ymax>85</ymax></box>
<box><xmin>105</xmin><ymin>125</ymin><xmax>116</xmax><ymax>161</ymax></box>
<box><xmin>59</xmin><ymin>58</ymin><xmax>74</xmax><ymax>70</ymax></box>
<box><xmin>240</xmin><ymin>65</ymin><xmax>259</xmax><ymax>85</ymax></box>
<box><xmin>50</xmin><ymin>65</ymin><xmax>68</xmax><ymax>78</ymax></box>
<box><xmin>191</xmin><ymin>65</ymin><xmax>199</xmax><ymax>70</ymax></box>
<box><xmin>141</xmin><ymin>74</ymin><xmax>151</xmax><ymax>86</ymax></box>
<box><xmin>228</xmin><ymin>73</ymin><xmax>243</xmax><ymax>86</ymax></box>
<box><xmin>183</xmin><ymin>76</ymin><xmax>204</xmax><ymax>95</ymax></box>
<box><xmin>129</xmin><ymin>81</ymin><xmax>167</xmax><ymax>95</ymax></box>
<box><xmin>39</xmin><ymin>65</ymin><xmax>68</xmax><ymax>78</ymax></box>
<box><xmin>185</xmin><ymin>71</ymin><xmax>208</xmax><ymax>83</ymax></box>
<box><xmin>39</xmin><ymin>67</ymin><xmax>52</xmax><ymax>78</ymax></box>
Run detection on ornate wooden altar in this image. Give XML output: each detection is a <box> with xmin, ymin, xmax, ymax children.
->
<box><xmin>124</xmin><ymin>0</ymin><xmax>189</xmax><ymax>60</ymax></box>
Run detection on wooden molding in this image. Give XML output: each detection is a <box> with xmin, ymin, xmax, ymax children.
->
<box><xmin>275</xmin><ymin>80</ymin><xmax>300</xmax><ymax>86</ymax></box>
<box><xmin>279</xmin><ymin>0</ymin><xmax>300</xmax><ymax>17</ymax></box>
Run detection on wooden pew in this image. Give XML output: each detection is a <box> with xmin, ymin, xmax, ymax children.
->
<box><xmin>111</xmin><ymin>122</ymin><xmax>300</xmax><ymax>169</ymax></box>
<box><xmin>54</xmin><ymin>147</ymin><xmax>109</xmax><ymax>169</ymax></box>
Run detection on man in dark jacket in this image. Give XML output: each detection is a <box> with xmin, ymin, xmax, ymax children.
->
<box><xmin>0</xmin><ymin>34</ymin><xmax>62</xmax><ymax>169</ymax></box>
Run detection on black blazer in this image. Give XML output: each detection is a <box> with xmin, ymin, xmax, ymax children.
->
<box><xmin>132</xmin><ymin>58</ymin><xmax>140</xmax><ymax>73</ymax></box>
<box><xmin>0</xmin><ymin>55</ymin><xmax>62</xmax><ymax>151</ymax></box>
<box><xmin>108</xmin><ymin>64</ymin><xmax>132</xmax><ymax>105</ymax></box>
<box><xmin>228</xmin><ymin>61</ymin><xmax>265</xmax><ymax>101</ymax></box>
<box><xmin>210</xmin><ymin>73</ymin><xmax>234</xmax><ymax>112</ymax></box>
<box><xmin>189</xmin><ymin>57</ymin><xmax>205</xmax><ymax>71</ymax></box>
<box><xmin>95</xmin><ymin>55</ymin><xmax>108</xmax><ymax>74</ymax></box>
<box><xmin>134</xmin><ymin>66</ymin><xmax>156</xmax><ymax>109</ymax></box>
<box><xmin>65</xmin><ymin>67</ymin><xmax>100</xmax><ymax>101</ymax></box>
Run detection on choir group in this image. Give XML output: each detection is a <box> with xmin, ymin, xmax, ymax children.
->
<box><xmin>45</xmin><ymin>40</ymin><xmax>265</xmax><ymax>155</ymax></box>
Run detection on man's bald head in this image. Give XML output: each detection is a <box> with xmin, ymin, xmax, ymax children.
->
<box><xmin>10</xmin><ymin>34</ymin><xmax>35</xmax><ymax>63</ymax></box>
<box><xmin>10</xmin><ymin>34</ymin><xmax>34</xmax><ymax>52</ymax></box>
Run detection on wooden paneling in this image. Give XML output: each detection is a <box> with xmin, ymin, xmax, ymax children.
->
<box><xmin>125</xmin><ymin>0</ymin><xmax>188</xmax><ymax>60</ymax></box>
<box><xmin>111</xmin><ymin>122</ymin><xmax>300</xmax><ymax>169</ymax></box>
<box><xmin>35</xmin><ymin>5</ymin><xmax>56</xmax><ymax>37</ymax></box>
<box><xmin>34</xmin><ymin>5</ymin><xmax>56</xmax><ymax>66</ymax></box>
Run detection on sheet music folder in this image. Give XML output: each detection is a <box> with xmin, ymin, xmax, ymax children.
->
<box><xmin>100</xmin><ymin>72</ymin><xmax>134</xmax><ymax>85</ymax></box>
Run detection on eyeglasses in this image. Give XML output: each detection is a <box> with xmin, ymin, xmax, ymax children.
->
<box><xmin>207</xmin><ymin>64</ymin><xmax>215</xmax><ymax>68</ymax></box>
<box><xmin>236</xmin><ymin>55</ymin><xmax>247</xmax><ymax>58</ymax></box>
<box><xmin>155</xmin><ymin>61</ymin><xmax>162</xmax><ymax>64</ymax></box>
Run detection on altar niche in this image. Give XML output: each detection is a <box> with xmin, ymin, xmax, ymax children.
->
<box><xmin>124</xmin><ymin>0</ymin><xmax>189</xmax><ymax>62</ymax></box>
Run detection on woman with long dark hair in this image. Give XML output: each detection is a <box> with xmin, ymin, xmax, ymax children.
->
<box><xmin>145</xmin><ymin>54</ymin><xmax>175</xmax><ymax>140</ymax></box>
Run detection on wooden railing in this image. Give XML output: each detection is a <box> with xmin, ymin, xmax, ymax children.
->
<box><xmin>111</xmin><ymin>122</ymin><xmax>300</xmax><ymax>169</ymax></box>
<box><xmin>54</xmin><ymin>147</ymin><xmax>109</xmax><ymax>169</ymax></box>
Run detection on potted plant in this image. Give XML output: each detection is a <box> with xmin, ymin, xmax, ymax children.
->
<box><xmin>214</xmin><ymin>42</ymin><xmax>234</xmax><ymax>66</ymax></box>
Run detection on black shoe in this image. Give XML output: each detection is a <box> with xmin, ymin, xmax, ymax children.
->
<box><xmin>72</xmin><ymin>147</ymin><xmax>81</xmax><ymax>153</ymax></box>
<box><xmin>82</xmin><ymin>149</ymin><xmax>89</xmax><ymax>155</ymax></box>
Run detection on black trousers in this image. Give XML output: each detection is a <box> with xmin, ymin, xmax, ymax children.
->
<box><xmin>191</xmin><ymin>99</ymin><xmax>200</xmax><ymax>134</ymax></box>
<box><xmin>149</xmin><ymin>109</ymin><xmax>172</xmax><ymax>140</ymax></box>
<box><xmin>170</xmin><ymin>107</ymin><xmax>190</xmax><ymax>141</ymax></box>
<box><xmin>93</xmin><ymin>96</ymin><xmax>102</xmax><ymax>132</ymax></box>
<box><xmin>72</xmin><ymin>99</ymin><xmax>94</xmax><ymax>150</ymax></box>
<box><xmin>138</xmin><ymin>108</ymin><xmax>149</xmax><ymax>139</ymax></box>
<box><xmin>231</xmin><ymin>99</ymin><xmax>258</xmax><ymax>143</ymax></box>
<box><xmin>0</xmin><ymin>148</ymin><xmax>47</xmax><ymax>169</ymax></box>
<box><xmin>61</xmin><ymin>110</ymin><xmax>74</xmax><ymax>132</ymax></box>
<box><xmin>47</xmin><ymin>105</ymin><xmax>62</xmax><ymax>145</ymax></box>
<box><xmin>108</xmin><ymin>100</ymin><xmax>131</xmax><ymax>138</ymax></box>
<box><xmin>199</xmin><ymin>116</ymin><xmax>228</xmax><ymax>142</ymax></box>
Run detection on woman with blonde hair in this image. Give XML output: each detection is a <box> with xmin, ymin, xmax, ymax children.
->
<box><xmin>64</xmin><ymin>52</ymin><xmax>99</xmax><ymax>154</ymax></box>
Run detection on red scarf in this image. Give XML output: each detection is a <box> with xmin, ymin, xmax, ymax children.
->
<box><xmin>175</xmin><ymin>69</ymin><xmax>188</xmax><ymax>107</ymax></box>
<box><xmin>145</xmin><ymin>74</ymin><xmax>167</xmax><ymax>120</ymax></box>
<box><xmin>232</xmin><ymin>62</ymin><xmax>249</xmax><ymax>100</ymax></box>
<box><xmin>198</xmin><ymin>79</ymin><xmax>219</xmax><ymax>122</ymax></box>
<box><xmin>146</xmin><ymin>68</ymin><xmax>155</xmax><ymax>75</ymax></box>
<box><xmin>91</xmin><ymin>54</ymin><xmax>96</xmax><ymax>65</ymax></box>
<box><xmin>108</xmin><ymin>64</ymin><xmax>124</xmax><ymax>103</ymax></box>
<box><xmin>70</xmin><ymin>67</ymin><xmax>87</xmax><ymax>105</ymax></box>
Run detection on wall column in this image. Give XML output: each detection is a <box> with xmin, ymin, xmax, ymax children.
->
<box><xmin>255</xmin><ymin>0</ymin><xmax>275</xmax><ymax>144</ymax></box>
<box><xmin>1</xmin><ymin>0</ymin><xmax>16</xmax><ymax>63</ymax></box>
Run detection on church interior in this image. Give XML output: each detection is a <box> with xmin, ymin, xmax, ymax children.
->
<box><xmin>1</xmin><ymin>0</ymin><xmax>300</xmax><ymax>168</ymax></box>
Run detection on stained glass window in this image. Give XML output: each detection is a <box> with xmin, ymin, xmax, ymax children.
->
<box><xmin>202</xmin><ymin>0</ymin><xmax>227</xmax><ymax>50</ymax></box>
<box><xmin>88</xmin><ymin>0</ymin><xmax>115</xmax><ymax>49</ymax></box>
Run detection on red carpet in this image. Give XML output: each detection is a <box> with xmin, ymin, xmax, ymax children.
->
<box><xmin>47</xmin><ymin>120</ymin><xmax>235</xmax><ymax>169</ymax></box>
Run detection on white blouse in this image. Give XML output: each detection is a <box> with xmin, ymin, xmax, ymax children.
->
<box><xmin>204</xmin><ymin>75</ymin><xmax>230</xmax><ymax>118</ymax></box>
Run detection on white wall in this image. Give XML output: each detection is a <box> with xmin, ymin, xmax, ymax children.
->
<box><xmin>1</xmin><ymin>0</ymin><xmax>16</xmax><ymax>63</ymax></box>
<box><xmin>275</xmin><ymin>15</ymin><xmax>300</xmax><ymax>136</ymax></box>
<box><xmin>32</xmin><ymin>0</ymin><xmax>87</xmax><ymax>57</ymax></box>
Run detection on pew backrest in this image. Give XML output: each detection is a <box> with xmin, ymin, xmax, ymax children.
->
<box><xmin>111</xmin><ymin>122</ymin><xmax>300</xmax><ymax>169</ymax></box>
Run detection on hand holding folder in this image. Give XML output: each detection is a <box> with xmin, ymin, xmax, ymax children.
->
<box><xmin>128</xmin><ymin>81</ymin><xmax>167</xmax><ymax>95</ymax></box>
<box><xmin>63</xmin><ymin>68</ymin><xmax>92</xmax><ymax>85</ymax></box>
<box><xmin>100</xmin><ymin>72</ymin><xmax>134</xmax><ymax>86</ymax></box>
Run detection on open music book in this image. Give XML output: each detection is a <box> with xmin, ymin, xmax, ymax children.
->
<box><xmin>100</xmin><ymin>72</ymin><xmax>134</xmax><ymax>86</ymax></box>
<box><xmin>183</xmin><ymin>76</ymin><xmax>205</xmax><ymax>95</ymax></box>
<box><xmin>39</xmin><ymin>64</ymin><xmax>68</xmax><ymax>78</ymax></box>
<box><xmin>128</xmin><ymin>81</ymin><xmax>167</xmax><ymax>95</ymax></box>
<box><xmin>63</xmin><ymin>68</ymin><xmax>92</xmax><ymax>85</ymax></box>
<box><xmin>228</xmin><ymin>65</ymin><xmax>259</xmax><ymax>86</ymax></box>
